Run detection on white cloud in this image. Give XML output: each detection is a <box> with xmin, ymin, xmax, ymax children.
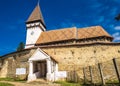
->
<box><xmin>112</xmin><ymin>32</ymin><xmax>120</xmax><ymax>42</ymax></box>
<box><xmin>112</xmin><ymin>32</ymin><xmax>119</xmax><ymax>37</ymax></box>
<box><xmin>114</xmin><ymin>37</ymin><xmax>120</xmax><ymax>41</ymax></box>
<box><xmin>114</xmin><ymin>26</ymin><xmax>120</xmax><ymax>30</ymax></box>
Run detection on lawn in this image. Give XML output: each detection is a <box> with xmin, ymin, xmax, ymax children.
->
<box><xmin>0</xmin><ymin>78</ymin><xmax>14</xmax><ymax>81</ymax></box>
<box><xmin>0</xmin><ymin>82</ymin><xmax>14</xmax><ymax>86</ymax></box>
<box><xmin>0</xmin><ymin>78</ymin><xmax>26</xmax><ymax>83</ymax></box>
<box><xmin>54</xmin><ymin>81</ymin><xmax>81</xmax><ymax>86</ymax></box>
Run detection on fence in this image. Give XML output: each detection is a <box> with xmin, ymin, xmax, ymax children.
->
<box><xmin>66</xmin><ymin>58</ymin><xmax>120</xmax><ymax>85</ymax></box>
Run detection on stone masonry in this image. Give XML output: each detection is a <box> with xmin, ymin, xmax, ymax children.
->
<box><xmin>0</xmin><ymin>43</ymin><xmax>120</xmax><ymax>80</ymax></box>
<box><xmin>42</xmin><ymin>43</ymin><xmax>120</xmax><ymax>70</ymax></box>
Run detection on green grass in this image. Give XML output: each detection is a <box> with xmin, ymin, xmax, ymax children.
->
<box><xmin>0</xmin><ymin>78</ymin><xmax>26</xmax><ymax>83</ymax></box>
<box><xmin>106</xmin><ymin>80</ymin><xmax>119</xmax><ymax>84</ymax></box>
<box><xmin>0</xmin><ymin>82</ymin><xmax>14</xmax><ymax>86</ymax></box>
<box><xmin>0</xmin><ymin>78</ymin><xmax>14</xmax><ymax>81</ymax></box>
<box><xmin>54</xmin><ymin>81</ymin><xmax>81</xmax><ymax>86</ymax></box>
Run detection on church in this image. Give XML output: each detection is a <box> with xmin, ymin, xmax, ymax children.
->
<box><xmin>0</xmin><ymin>3</ymin><xmax>120</xmax><ymax>82</ymax></box>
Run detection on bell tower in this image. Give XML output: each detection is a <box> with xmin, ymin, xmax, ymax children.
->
<box><xmin>25</xmin><ymin>3</ymin><xmax>46</xmax><ymax>48</ymax></box>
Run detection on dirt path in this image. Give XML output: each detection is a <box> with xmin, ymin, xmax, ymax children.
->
<box><xmin>0</xmin><ymin>81</ymin><xmax>61</xmax><ymax>86</ymax></box>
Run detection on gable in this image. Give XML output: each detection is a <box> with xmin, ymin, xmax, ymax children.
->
<box><xmin>29</xmin><ymin>48</ymin><xmax>49</xmax><ymax>61</ymax></box>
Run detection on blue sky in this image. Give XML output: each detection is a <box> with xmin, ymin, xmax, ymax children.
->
<box><xmin>0</xmin><ymin>0</ymin><xmax>120</xmax><ymax>55</ymax></box>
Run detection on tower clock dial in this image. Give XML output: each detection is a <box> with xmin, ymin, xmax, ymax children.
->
<box><xmin>31</xmin><ymin>31</ymin><xmax>34</xmax><ymax>35</ymax></box>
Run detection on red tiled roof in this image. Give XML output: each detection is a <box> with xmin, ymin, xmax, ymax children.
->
<box><xmin>36</xmin><ymin>27</ymin><xmax>77</xmax><ymax>44</ymax></box>
<box><xmin>36</xmin><ymin>26</ymin><xmax>113</xmax><ymax>44</ymax></box>
<box><xmin>77</xmin><ymin>26</ymin><xmax>112</xmax><ymax>39</ymax></box>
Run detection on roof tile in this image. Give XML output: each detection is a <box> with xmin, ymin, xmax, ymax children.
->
<box><xmin>36</xmin><ymin>27</ymin><xmax>76</xmax><ymax>44</ymax></box>
<box><xmin>36</xmin><ymin>26</ymin><xmax>112</xmax><ymax>44</ymax></box>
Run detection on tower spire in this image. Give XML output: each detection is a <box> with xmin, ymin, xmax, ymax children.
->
<box><xmin>38</xmin><ymin>0</ymin><xmax>40</xmax><ymax>6</ymax></box>
<box><xmin>26</xmin><ymin>2</ymin><xmax>45</xmax><ymax>27</ymax></box>
<box><xmin>25</xmin><ymin>1</ymin><xmax>46</xmax><ymax>48</ymax></box>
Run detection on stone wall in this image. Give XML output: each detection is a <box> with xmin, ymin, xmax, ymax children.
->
<box><xmin>41</xmin><ymin>44</ymin><xmax>120</xmax><ymax>71</ymax></box>
<box><xmin>0</xmin><ymin>49</ymin><xmax>35</xmax><ymax>78</ymax></box>
<box><xmin>40</xmin><ymin>43</ymin><xmax>120</xmax><ymax>83</ymax></box>
<box><xmin>0</xmin><ymin>60</ymin><xmax>8</xmax><ymax>77</ymax></box>
<box><xmin>0</xmin><ymin>43</ymin><xmax>120</xmax><ymax>82</ymax></box>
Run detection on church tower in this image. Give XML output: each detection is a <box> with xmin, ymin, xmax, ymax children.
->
<box><xmin>25</xmin><ymin>3</ymin><xmax>46</xmax><ymax>48</ymax></box>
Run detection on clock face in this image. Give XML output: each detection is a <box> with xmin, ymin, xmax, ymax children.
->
<box><xmin>31</xmin><ymin>31</ymin><xmax>34</xmax><ymax>35</ymax></box>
